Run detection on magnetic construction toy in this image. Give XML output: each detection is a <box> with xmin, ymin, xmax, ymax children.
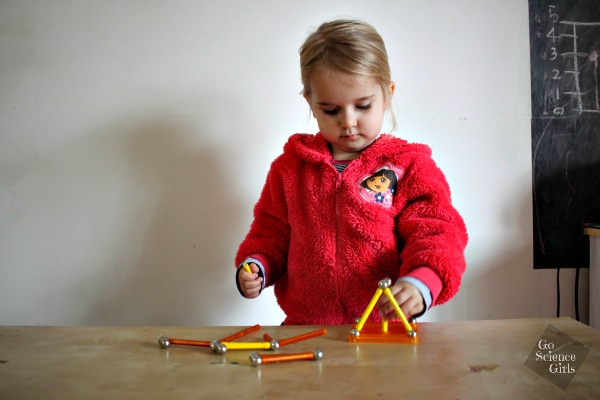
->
<box><xmin>348</xmin><ymin>277</ymin><xmax>419</xmax><ymax>344</ymax></box>
<box><xmin>249</xmin><ymin>349</ymin><xmax>323</xmax><ymax>367</ymax></box>
<box><xmin>159</xmin><ymin>324</ymin><xmax>325</xmax><ymax>366</ymax></box>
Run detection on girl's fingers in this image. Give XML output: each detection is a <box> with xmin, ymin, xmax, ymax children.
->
<box><xmin>242</xmin><ymin>277</ymin><xmax>263</xmax><ymax>297</ymax></box>
<box><xmin>378</xmin><ymin>288</ymin><xmax>422</xmax><ymax>320</ymax></box>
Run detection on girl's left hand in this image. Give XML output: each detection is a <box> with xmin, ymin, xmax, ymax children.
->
<box><xmin>376</xmin><ymin>281</ymin><xmax>424</xmax><ymax>320</ymax></box>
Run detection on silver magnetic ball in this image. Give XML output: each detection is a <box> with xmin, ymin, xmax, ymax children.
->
<box><xmin>313</xmin><ymin>349</ymin><xmax>324</xmax><ymax>361</ymax></box>
<box><xmin>407</xmin><ymin>330</ymin><xmax>418</xmax><ymax>338</ymax></box>
<box><xmin>350</xmin><ymin>329</ymin><xmax>360</xmax><ymax>337</ymax></box>
<box><xmin>249</xmin><ymin>352</ymin><xmax>262</xmax><ymax>367</ymax></box>
<box><xmin>409</xmin><ymin>318</ymin><xmax>417</xmax><ymax>325</ymax></box>
<box><xmin>354</xmin><ymin>317</ymin><xmax>361</xmax><ymax>324</ymax></box>
<box><xmin>269</xmin><ymin>340</ymin><xmax>280</xmax><ymax>350</ymax></box>
<box><xmin>378</xmin><ymin>278</ymin><xmax>392</xmax><ymax>289</ymax></box>
<box><xmin>158</xmin><ymin>337</ymin><xmax>170</xmax><ymax>349</ymax></box>
<box><xmin>216</xmin><ymin>343</ymin><xmax>228</xmax><ymax>355</ymax></box>
<box><xmin>209</xmin><ymin>340</ymin><xmax>220</xmax><ymax>352</ymax></box>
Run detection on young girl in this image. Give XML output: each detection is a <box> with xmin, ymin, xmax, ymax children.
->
<box><xmin>235</xmin><ymin>19</ymin><xmax>467</xmax><ymax>325</ymax></box>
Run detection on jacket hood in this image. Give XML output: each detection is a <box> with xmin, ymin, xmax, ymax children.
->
<box><xmin>283</xmin><ymin>133</ymin><xmax>433</xmax><ymax>164</ymax></box>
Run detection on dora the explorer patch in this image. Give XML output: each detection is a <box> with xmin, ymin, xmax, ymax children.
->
<box><xmin>356</xmin><ymin>164</ymin><xmax>404</xmax><ymax>208</ymax></box>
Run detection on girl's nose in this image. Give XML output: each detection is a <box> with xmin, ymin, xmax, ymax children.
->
<box><xmin>339</xmin><ymin>109</ymin><xmax>358</xmax><ymax>128</ymax></box>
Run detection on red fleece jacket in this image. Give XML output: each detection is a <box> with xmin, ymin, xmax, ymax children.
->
<box><xmin>235</xmin><ymin>133</ymin><xmax>467</xmax><ymax>325</ymax></box>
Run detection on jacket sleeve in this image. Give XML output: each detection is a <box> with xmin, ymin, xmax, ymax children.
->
<box><xmin>235</xmin><ymin>159</ymin><xmax>290</xmax><ymax>286</ymax></box>
<box><xmin>396</xmin><ymin>152</ymin><xmax>468</xmax><ymax>305</ymax></box>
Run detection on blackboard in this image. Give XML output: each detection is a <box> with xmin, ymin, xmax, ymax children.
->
<box><xmin>529</xmin><ymin>0</ymin><xmax>600</xmax><ymax>269</ymax></box>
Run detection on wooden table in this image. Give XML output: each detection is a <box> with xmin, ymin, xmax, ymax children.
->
<box><xmin>1</xmin><ymin>318</ymin><xmax>599</xmax><ymax>399</ymax></box>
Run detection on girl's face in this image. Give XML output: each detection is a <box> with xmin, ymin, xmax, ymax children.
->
<box><xmin>305</xmin><ymin>70</ymin><xmax>394</xmax><ymax>160</ymax></box>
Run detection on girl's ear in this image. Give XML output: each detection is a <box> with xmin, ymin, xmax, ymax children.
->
<box><xmin>303</xmin><ymin>92</ymin><xmax>316</xmax><ymax>117</ymax></box>
<box><xmin>386</xmin><ymin>81</ymin><xmax>396</xmax><ymax>107</ymax></box>
<box><xmin>303</xmin><ymin>91</ymin><xmax>311</xmax><ymax>105</ymax></box>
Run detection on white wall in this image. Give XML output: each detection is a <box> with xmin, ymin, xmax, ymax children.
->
<box><xmin>0</xmin><ymin>0</ymin><xmax>589</xmax><ymax>326</ymax></box>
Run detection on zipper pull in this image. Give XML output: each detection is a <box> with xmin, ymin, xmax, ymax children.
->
<box><xmin>335</xmin><ymin>174</ymin><xmax>343</xmax><ymax>191</ymax></box>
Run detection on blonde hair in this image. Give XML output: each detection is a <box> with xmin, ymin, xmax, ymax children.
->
<box><xmin>299</xmin><ymin>19</ymin><xmax>396</xmax><ymax>129</ymax></box>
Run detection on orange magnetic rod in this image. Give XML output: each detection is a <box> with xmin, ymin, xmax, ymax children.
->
<box><xmin>159</xmin><ymin>324</ymin><xmax>261</xmax><ymax>350</ymax></box>
<box><xmin>158</xmin><ymin>337</ymin><xmax>210</xmax><ymax>348</ymax></box>
<box><xmin>249</xmin><ymin>349</ymin><xmax>323</xmax><ymax>366</ymax></box>
<box><xmin>210</xmin><ymin>324</ymin><xmax>262</xmax><ymax>352</ymax></box>
<box><xmin>263</xmin><ymin>328</ymin><xmax>327</xmax><ymax>349</ymax></box>
<box><xmin>219</xmin><ymin>324</ymin><xmax>261</xmax><ymax>342</ymax></box>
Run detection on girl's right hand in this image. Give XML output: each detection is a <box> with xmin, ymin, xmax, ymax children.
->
<box><xmin>239</xmin><ymin>263</ymin><xmax>263</xmax><ymax>298</ymax></box>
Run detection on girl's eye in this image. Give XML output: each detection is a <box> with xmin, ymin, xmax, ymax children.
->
<box><xmin>322</xmin><ymin>104</ymin><xmax>371</xmax><ymax>115</ymax></box>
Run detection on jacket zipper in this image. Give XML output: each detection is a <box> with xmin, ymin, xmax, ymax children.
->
<box><xmin>335</xmin><ymin>173</ymin><xmax>343</xmax><ymax>192</ymax></box>
<box><xmin>334</xmin><ymin>170</ymin><xmax>346</xmax><ymax>320</ymax></box>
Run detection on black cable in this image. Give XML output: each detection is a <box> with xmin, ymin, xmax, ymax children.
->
<box><xmin>556</xmin><ymin>267</ymin><xmax>561</xmax><ymax>318</ymax></box>
<box><xmin>575</xmin><ymin>267</ymin><xmax>580</xmax><ymax>321</ymax></box>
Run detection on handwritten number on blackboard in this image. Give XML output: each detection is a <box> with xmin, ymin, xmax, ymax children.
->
<box><xmin>552</xmin><ymin>69</ymin><xmax>562</xmax><ymax>80</ymax></box>
<box><xmin>547</xmin><ymin>26</ymin><xmax>560</xmax><ymax>42</ymax></box>
<box><xmin>549</xmin><ymin>5</ymin><xmax>559</xmax><ymax>23</ymax></box>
